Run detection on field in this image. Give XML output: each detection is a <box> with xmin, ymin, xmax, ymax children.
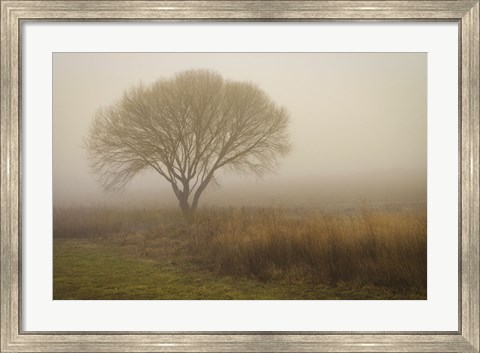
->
<box><xmin>53</xmin><ymin>204</ymin><xmax>427</xmax><ymax>300</ymax></box>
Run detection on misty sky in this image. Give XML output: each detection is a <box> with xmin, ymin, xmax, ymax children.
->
<box><xmin>53</xmin><ymin>53</ymin><xmax>426</xmax><ymax>207</ymax></box>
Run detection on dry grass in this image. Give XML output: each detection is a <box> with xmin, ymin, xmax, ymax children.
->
<box><xmin>190</xmin><ymin>206</ymin><xmax>426</xmax><ymax>290</ymax></box>
<box><xmin>53</xmin><ymin>204</ymin><xmax>426</xmax><ymax>293</ymax></box>
<box><xmin>53</xmin><ymin>206</ymin><xmax>182</xmax><ymax>239</ymax></box>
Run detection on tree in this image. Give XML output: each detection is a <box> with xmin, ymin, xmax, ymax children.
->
<box><xmin>85</xmin><ymin>69</ymin><xmax>291</xmax><ymax>222</ymax></box>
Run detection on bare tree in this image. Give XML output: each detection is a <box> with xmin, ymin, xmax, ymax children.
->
<box><xmin>86</xmin><ymin>69</ymin><xmax>290</xmax><ymax>222</ymax></box>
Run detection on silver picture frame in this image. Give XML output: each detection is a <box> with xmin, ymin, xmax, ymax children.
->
<box><xmin>1</xmin><ymin>1</ymin><xmax>478</xmax><ymax>352</ymax></box>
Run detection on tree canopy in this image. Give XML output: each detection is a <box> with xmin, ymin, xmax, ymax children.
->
<box><xmin>86</xmin><ymin>69</ymin><xmax>290</xmax><ymax>221</ymax></box>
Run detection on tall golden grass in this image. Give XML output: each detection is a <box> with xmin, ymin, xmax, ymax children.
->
<box><xmin>191</xmin><ymin>206</ymin><xmax>426</xmax><ymax>289</ymax></box>
<box><xmin>53</xmin><ymin>205</ymin><xmax>426</xmax><ymax>291</ymax></box>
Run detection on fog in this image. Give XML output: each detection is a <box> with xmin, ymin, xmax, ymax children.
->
<box><xmin>53</xmin><ymin>53</ymin><xmax>426</xmax><ymax>208</ymax></box>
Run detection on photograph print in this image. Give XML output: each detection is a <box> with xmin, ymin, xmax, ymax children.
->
<box><xmin>53</xmin><ymin>53</ymin><xmax>427</xmax><ymax>300</ymax></box>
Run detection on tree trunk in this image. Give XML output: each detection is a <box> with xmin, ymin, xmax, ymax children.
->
<box><xmin>178</xmin><ymin>197</ymin><xmax>194</xmax><ymax>224</ymax></box>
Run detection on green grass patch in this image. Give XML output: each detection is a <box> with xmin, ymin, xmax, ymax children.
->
<box><xmin>54</xmin><ymin>238</ymin><xmax>425</xmax><ymax>300</ymax></box>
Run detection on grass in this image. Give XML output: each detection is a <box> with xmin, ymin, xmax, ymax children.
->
<box><xmin>54</xmin><ymin>238</ymin><xmax>425</xmax><ymax>300</ymax></box>
<box><xmin>53</xmin><ymin>205</ymin><xmax>427</xmax><ymax>300</ymax></box>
